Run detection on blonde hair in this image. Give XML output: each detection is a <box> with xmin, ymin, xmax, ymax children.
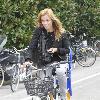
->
<box><xmin>36</xmin><ymin>8</ymin><xmax>65</xmax><ymax>40</ymax></box>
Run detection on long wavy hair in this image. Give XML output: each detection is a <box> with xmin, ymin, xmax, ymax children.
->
<box><xmin>36</xmin><ymin>8</ymin><xmax>65</xmax><ymax>40</ymax></box>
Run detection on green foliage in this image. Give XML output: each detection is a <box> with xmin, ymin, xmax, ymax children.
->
<box><xmin>1</xmin><ymin>0</ymin><xmax>38</xmax><ymax>49</ymax></box>
<box><xmin>1</xmin><ymin>0</ymin><xmax>100</xmax><ymax>49</ymax></box>
<box><xmin>73</xmin><ymin>0</ymin><xmax>100</xmax><ymax>36</ymax></box>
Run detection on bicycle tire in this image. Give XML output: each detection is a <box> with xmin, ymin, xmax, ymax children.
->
<box><xmin>0</xmin><ymin>67</ymin><xmax>4</xmax><ymax>87</ymax></box>
<box><xmin>10</xmin><ymin>64</ymin><xmax>20</xmax><ymax>92</ymax></box>
<box><xmin>76</xmin><ymin>47</ymin><xmax>96</xmax><ymax>67</ymax></box>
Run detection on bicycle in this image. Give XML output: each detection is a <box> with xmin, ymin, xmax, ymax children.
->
<box><xmin>0</xmin><ymin>35</ymin><xmax>29</xmax><ymax>92</ymax></box>
<box><xmin>24</xmin><ymin>58</ymin><xmax>71</xmax><ymax>100</ymax></box>
<box><xmin>0</xmin><ymin>48</ymin><xmax>20</xmax><ymax>91</ymax></box>
<box><xmin>0</xmin><ymin>47</ymin><xmax>26</xmax><ymax>92</ymax></box>
<box><xmin>0</xmin><ymin>35</ymin><xmax>20</xmax><ymax>90</ymax></box>
<box><xmin>87</xmin><ymin>35</ymin><xmax>100</xmax><ymax>53</ymax></box>
<box><xmin>68</xmin><ymin>33</ymin><xmax>96</xmax><ymax>67</ymax></box>
<box><xmin>10</xmin><ymin>46</ymin><xmax>28</xmax><ymax>92</ymax></box>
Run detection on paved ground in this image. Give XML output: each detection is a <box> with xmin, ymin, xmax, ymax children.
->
<box><xmin>71</xmin><ymin>56</ymin><xmax>100</xmax><ymax>100</ymax></box>
<box><xmin>0</xmin><ymin>57</ymin><xmax>100</xmax><ymax>100</ymax></box>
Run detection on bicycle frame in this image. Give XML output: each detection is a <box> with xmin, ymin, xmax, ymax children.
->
<box><xmin>50</xmin><ymin>61</ymin><xmax>70</xmax><ymax>100</ymax></box>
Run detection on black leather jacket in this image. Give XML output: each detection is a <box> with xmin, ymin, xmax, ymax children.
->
<box><xmin>25</xmin><ymin>27</ymin><xmax>70</xmax><ymax>67</ymax></box>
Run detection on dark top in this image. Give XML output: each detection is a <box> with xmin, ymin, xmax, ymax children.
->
<box><xmin>25</xmin><ymin>27</ymin><xmax>70</xmax><ymax>68</ymax></box>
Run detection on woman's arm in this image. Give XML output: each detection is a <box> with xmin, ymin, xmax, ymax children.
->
<box><xmin>25</xmin><ymin>28</ymin><xmax>41</xmax><ymax>61</ymax></box>
<box><xmin>47</xmin><ymin>33</ymin><xmax>70</xmax><ymax>55</ymax></box>
<box><xmin>58</xmin><ymin>33</ymin><xmax>70</xmax><ymax>55</ymax></box>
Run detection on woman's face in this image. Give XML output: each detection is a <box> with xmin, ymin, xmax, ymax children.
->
<box><xmin>41</xmin><ymin>14</ymin><xmax>53</xmax><ymax>32</ymax></box>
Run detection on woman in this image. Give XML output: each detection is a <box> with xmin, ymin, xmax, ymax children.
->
<box><xmin>25</xmin><ymin>8</ymin><xmax>70</xmax><ymax>100</ymax></box>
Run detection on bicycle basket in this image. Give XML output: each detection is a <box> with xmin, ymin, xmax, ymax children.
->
<box><xmin>24</xmin><ymin>76</ymin><xmax>54</xmax><ymax>97</ymax></box>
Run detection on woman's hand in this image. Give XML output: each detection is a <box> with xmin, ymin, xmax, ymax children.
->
<box><xmin>23</xmin><ymin>61</ymin><xmax>33</xmax><ymax>68</ymax></box>
<box><xmin>47</xmin><ymin>48</ymin><xmax>58</xmax><ymax>53</ymax></box>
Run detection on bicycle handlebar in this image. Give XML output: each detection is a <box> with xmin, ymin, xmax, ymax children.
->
<box><xmin>26</xmin><ymin>61</ymin><xmax>68</xmax><ymax>73</ymax></box>
<box><xmin>10</xmin><ymin>46</ymin><xmax>29</xmax><ymax>54</ymax></box>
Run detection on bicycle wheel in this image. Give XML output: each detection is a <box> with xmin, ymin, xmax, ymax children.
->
<box><xmin>0</xmin><ymin>67</ymin><xmax>4</xmax><ymax>87</ymax></box>
<box><xmin>76</xmin><ymin>47</ymin><xmax>96</xmax><ymax>67</ymax></box>
<box><xmin>10</xmin><ymin>64</ymin><xmax>20</xmax><ymax>92</ymax></box>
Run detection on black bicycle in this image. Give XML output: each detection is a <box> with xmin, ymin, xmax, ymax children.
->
<box><xmin>69</xmin><ymin>33</ymin><xmax>96</xmax><ymax>67</ymax></box>
<box><xmin>87</xmin><ymin>34</ymin><xmax>100</xmax><ymax>53</ymax></box>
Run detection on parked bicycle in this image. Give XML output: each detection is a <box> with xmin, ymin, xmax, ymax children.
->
<box><xmin>68</xmin><ymin>32</ymin><xmax>96</xmax><ymax>67</ymax></box>
<box><xmin>0</xmin><ymin>35</ymin><xmax>20</xmax><ymax>90</ymax></box>
<box><xmin>87</xmin><ymin>34</ymin><xmax>100</xmax><ymax>52</ymax></box>
<box><xmin>10</xmin><ymin>46</ymin><xmax>28</xmax><ymax>92</ymax></box>
<box><xmin>0</xmin><ymin>35</ymin><xmax>27</xmax><ymax>92</ymax></box>
<box><xmin>0</xmin><ymin>47</ymin><xmax>21</xmax><ymax>90</ymax></box>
